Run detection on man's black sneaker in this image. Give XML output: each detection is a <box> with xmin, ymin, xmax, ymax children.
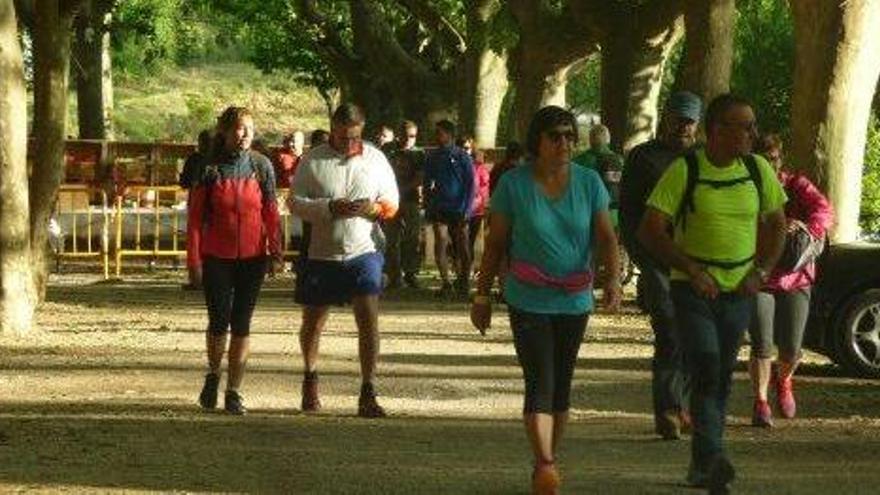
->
<box><xmin>224</xmin><ymin>390</ymin><xmax>247</xmax><ymax>415</ymax></box>
<box><xmin>198</xmin><ymin>373</ymin><xmax>220</xmax><ymax>410</ymax></box>
<box><xmin>403</xmin><ymin>273</ymin><xmax>421</xmax><ymax>289</ymax></box>
<box><xmin>708</xmin><ymin>454</ymin><xmax>735</xmax><ymax>494</ymax></box>
<box><xmin>357</xmin><ymin>383</ymin><xmax>387</xmax><ymax>418</ymax></box>
<box><xmin>437</xmin><ymin>281</ymin><xmax>453</xmax><ymax>298</ymax></box>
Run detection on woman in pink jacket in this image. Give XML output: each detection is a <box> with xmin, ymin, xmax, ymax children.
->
<box><xmin>749</xmin><ymin>134</ymin><xmax>834</xmax><ymax>427</ymax></box>
<box><xmin>469</xmin><ymin>148</ymin><xmax>491</xmax><ymax>270</ymax></box>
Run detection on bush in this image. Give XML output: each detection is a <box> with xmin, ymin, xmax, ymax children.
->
<box><xmin>860</xmin><ymin>114</ymin><xmax>880</xmax><ymax>235</ymax></box>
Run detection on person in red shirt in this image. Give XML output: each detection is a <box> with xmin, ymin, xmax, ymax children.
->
<box><xmin>188</xmin><ymin>106</ymin><xmax>283</xmax><ymax>415</ymax></box>
<box><xmin>273</xmin><ymin>131</ymin><xmax>304</xmax><ymax>188</ymax></box>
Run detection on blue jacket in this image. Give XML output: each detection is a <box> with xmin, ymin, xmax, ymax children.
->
<box><xmin>423</xmin><ymin>145</ymin><xmax>474</xmax><ymax>215</ymax></box>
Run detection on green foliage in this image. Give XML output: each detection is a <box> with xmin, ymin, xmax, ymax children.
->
<box><xmin>567</xmin><ymin>55</ymin><xmax>601</xmax><ymax>115</ymax></box>
<box><xmin>860</xmin><ymin>114</ymin><xmax>880</xmax><ymax>234</ymax></box>
<box><xmin>731</xmin><ymin>0</ymin><xmax>794</xmax><ymax>135</ymax></box>
<box><xmin>112</xmin><ymin>0</ymin><xmax>249</xmax><ymax>76</ymax></box>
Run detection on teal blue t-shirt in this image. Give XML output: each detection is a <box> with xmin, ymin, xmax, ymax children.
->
<box><xmin>491</xmin><ymin>163</ymin><xmax>610</xmax><ymax>314</ymax></box>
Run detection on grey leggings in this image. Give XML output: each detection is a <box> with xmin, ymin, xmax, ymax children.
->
<box><xmin>509</xmin><ymin>307</ymin><xmax>589</xmax><ymax>414</ymax></box>
<box><xmin>748</xmin><ymin>289</ymin><xmax>811</xmax><ymax>361</ymax></box>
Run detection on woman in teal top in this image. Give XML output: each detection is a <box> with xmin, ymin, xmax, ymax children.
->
<box><xmin>471</xmin><ymin>106</ymin><xmax>622</xmax><ymax>495</ymax></box>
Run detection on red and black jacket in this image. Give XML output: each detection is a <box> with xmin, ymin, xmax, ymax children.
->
<box><xmin>187</xmin><ymin>150</ymin><xmax>281</xmax><ymax>267</ymax></box>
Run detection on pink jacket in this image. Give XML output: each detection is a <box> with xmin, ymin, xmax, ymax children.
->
<box><xmin>766</xmin><ymin>171</ymin><xmax>834</xmax><ymax>292</ymax></box>
<box><xmin>472</xmin><ymin>161</ymin><xmax>490</xmax><ymax>217</ymax></box>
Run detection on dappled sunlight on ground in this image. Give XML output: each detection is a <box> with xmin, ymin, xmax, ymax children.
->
<box><xmin>0</xmin><ymin>272</ymin><xmax>877</xmax><ymax>493</ymax></box>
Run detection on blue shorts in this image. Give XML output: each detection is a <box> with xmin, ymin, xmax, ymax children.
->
<box><xmin>295</xmin><ymin>252</ymin><xmax>384</xmax><ymax>306</ymax></box>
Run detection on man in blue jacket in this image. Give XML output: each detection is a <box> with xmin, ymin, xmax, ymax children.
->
<box><xmin>424</xmin><ymin>119</ymin><xmax>474</xmax><ymax>297</ymax></box>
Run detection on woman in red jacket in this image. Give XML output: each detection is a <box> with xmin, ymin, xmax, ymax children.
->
<box><xmin>749</xmin><ymin>133</ymin><xmax>834</xmax><ymax>427</ymax></box>
<box><xmin>188</xmin><ymin>106</ymin><xmax>282</xmax><ymax>415</ymax></box>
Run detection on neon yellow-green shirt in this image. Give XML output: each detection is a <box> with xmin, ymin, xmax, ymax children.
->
<box><xmin>646</xmin><ymin>149</ymin><xmax>786</xmax><ymax>291</ymax></box>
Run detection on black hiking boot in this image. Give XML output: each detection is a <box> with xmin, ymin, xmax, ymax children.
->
<box><xmin>403</xmin><ymin>272</ymin><xmax>421</xmax><ymax>289</ymax></box>
<box><xmin>224</xmin><ymin>390</ymin><xmax>247</xmax><ymax>415</ymax></box>
<box><xmin>357</xmin><ymin>383</ymin><xmax>387</xmax><ymax>419</ymax></box>
<box><xmin>707</xmin><ymin>454</ymin><xmax>735</xmax><ymax>494</ymax></box>
<box><xmin>198</xmin><ymin>373</ymin><xmax>220</xmax><ymax>410</ymax></box>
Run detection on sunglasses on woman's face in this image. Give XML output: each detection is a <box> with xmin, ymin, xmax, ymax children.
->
<box><xmin>545</xmin><ymin>128</ymin><xmax>577</xmax><ymax>144</ymax></box>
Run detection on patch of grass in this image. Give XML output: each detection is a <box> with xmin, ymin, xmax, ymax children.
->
<box><xmin>66</xmin><ymin>62</ymin><xmax>329</xmax><ymax>144</ymax></box>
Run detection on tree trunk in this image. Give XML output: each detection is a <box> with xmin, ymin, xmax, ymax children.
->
<box><xmin>790</xmin><ymin>0</ymin><xmax>880</xmax><ymax>243</ymax></box>
<box><xmin>679</xmin><ymin>0</ymin><xmax>735</xmax><ymax>102</ymax></box>
<box><xmin>511</xmin><ymin>48</ymin><xmax>581</xmax><ymax>141</ymax></box>
<box><xmin>0</xmin><ymin>0</ymin><xmax>36</xmax><ymax>334</ymax></box>
<box><xmin>74</xmin><ymin>0</ymin><xmax>113</xmax><ymax>139</ymax></box>
<box><xmin>460</xmin><ymin>47</ymin><xmax>508</xmax><ymax>148</ymax></box>
<box><xmin>347</xmin><ymin>0</ymin><xmax>455</xmax><ymax>133</ymax></box>
<box><xmin>458</xmin><ymin>1</ymin><xmax>508</xmax><ymax>148</ymax></box>
<box><xmin>601</xmin><ymin>19</ymin><xmax>683</xmax><ymax>153</ymax></box>
<box><xmin>31</xmin><ymin>1</ymin><xmax>76</xmax><ymax>302</ymax></box>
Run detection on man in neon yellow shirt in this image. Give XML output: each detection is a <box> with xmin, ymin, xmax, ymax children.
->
<box><xmin>638</xmin><ymin>94</ymin><xmax>787</xmax><ymax>493</ymax></box>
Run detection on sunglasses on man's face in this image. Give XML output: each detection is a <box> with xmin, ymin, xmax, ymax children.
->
<box><xmin>545</xmin><ymin>129</ymin><xmax>577</xmax><ymax>144</ymax></box>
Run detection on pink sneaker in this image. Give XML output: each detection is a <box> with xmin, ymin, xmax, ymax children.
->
<box><xmin>752</xmin><ymin>399</ymin><xmax>773</xmax><ymax>428</ymax></box>
<box><xmin>776</xmin><ymin>375</ymin><xmax>796</xmax><ymax>419</ymax></box>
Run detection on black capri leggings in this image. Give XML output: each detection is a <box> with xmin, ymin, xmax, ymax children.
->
<box><xmin>509</xmin><ymin>307</ymin><xmax>589</xmax><ymax>414</ymax></box>
<box><xmin>202</xmin><ymin>256</ymin><xmax>267</xmax><ymax>337</ymax></box>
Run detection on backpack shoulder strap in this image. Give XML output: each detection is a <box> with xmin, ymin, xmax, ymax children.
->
<box><xmin>742</xmin><ymin>153</ymin><xmax>764</xmax><ymax>214</ymax></box>
<box><xmin>674</xmin><ymin>152</ymin><xmax>700</xmax><ymax>229</ymax></box>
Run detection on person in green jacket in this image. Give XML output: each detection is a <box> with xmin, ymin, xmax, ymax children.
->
<box><xmin>573</xmin><ymin>124</ymin><xmax>624</xmax><ymax>227</ymax></box>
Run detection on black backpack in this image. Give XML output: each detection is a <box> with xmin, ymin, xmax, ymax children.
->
<box><xmin>673</xmin><ymin>152</ymin><xmax>763</xmax><ymax>269</ymax></box>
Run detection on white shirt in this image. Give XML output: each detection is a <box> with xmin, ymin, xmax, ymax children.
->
<box><xmin>289</xmin><ymin>143</ymin><xmax>399</xmax><ymax>261</ymax></box>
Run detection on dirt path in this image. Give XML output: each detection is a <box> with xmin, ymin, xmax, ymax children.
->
<box><xmin>0</xmin><ymin>272</ymin><xmax>878</xmax><ymax>494</ymax></box>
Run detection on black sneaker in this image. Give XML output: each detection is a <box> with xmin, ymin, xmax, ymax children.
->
<box><xmin>224</xmin><ymin>390</ymin><xmax>247</xmax><ymax>415</ymax></box>
<box><xmin>357</xmin><ymin>383</ymin><xmax>387</xmax><ymax>419</ymax></box>
<box><xmin>436</xmin><ymin>281</ymin><xmax>453</xmax><ymax>298</ymax></box>
<box><xmin>707</xmin><ymin>454</ymin><xmax>735</xmax><ymax>494</ymax></box>
<box><xmin>403</xmin><ymin>273</ymin><xmax>421</xmax><ymax>289</ymax></box>
<box><xmin>198</xmin><ymin>373</ymin><xmax>220</xmax><ymax>410</ymax></box>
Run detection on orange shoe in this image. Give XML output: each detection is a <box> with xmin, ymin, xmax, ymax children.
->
<box><xmin>532</xmin><ymin>461</ymin><xmax>560</xmax><ymax>495</ymax></box>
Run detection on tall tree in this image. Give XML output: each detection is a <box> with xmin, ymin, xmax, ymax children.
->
<box><xmin>508</xmin><ymin>0</ymin><xmax>599</xmax><ymax>140</ymax></box>
<box><xmin>789</xmin><ymin>0</ymin><xmax>880</xmax><ymax>242</ymax></box>
<box><xmin>1</xmin><ymin>0</ymin><xmax>36</xmax><ymax>333</ymax></box>
<box><xmin>586</xmin><ymin>0</ymin><xmax>684</xmax><ymax>152</ymax></box>
<box><xmin>31</xmin><ymin>1</ymin><xmax>80</xmax><ymax>301</ymax></box>
<box><xmin>678</xmin><ymin>0</ymin><xmax>735</xmax><ymax>102</ymax></box>
<box><xmin>247</xmin><ymin>0</ymin><xmax>511</xmax><ymax>145</ymax></box>
<box><xmin>73</xmin><ymin>0</ymin><xmax>114</xmax><ymax>139</ymax></box>
<box><xmin>448</xmin><ymin>0</ymin><xmax>509</xmax><ymax>148</ymax></box>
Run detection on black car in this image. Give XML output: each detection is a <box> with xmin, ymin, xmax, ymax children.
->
<box><xmin>805</xmin><ymin>242</ymin><xmax>880</xmax><ymax>378</ymax></box>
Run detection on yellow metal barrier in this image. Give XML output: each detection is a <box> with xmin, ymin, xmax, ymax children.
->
<box><xmin>53</xmin><ymin>185</ymin><xmax>111</xmax><ymax>279</ymax></box>
<box><xmin>112</xmin><ymin>185</ymin><xmax>299</xmax><ymax>276</ymax></box>
<box><xmin>114</xmin><ymin>186</ymin><xmax>187</xmax><ymax>276</ymax></box>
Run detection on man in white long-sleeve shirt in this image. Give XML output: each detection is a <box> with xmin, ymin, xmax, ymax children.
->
<box><xmin>289</xmin><ymin>103</ymin><xmax>400</xmax><ymax>418</ymax></box>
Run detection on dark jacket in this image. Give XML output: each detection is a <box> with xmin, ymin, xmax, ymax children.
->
<box><xmin>423</xmin><ymin>144</ymin><xmax>474</xmax><ymax>216</ymax></box>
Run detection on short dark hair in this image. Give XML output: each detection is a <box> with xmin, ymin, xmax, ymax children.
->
<box><xmin>331</xmin><ymin>103</ymin><xmax>365</xmax><ymax>127</ymax></box>
<box><xmin>310</xmin><ymin>129</ymin><xmax>330</xmax><ymax>147</ymax></box>
<box><xmin>526</xmin><ymin>105</ymin><xmax>578</xmax><ymax>156</ymax></box>
<box><xmin>400</xmin><ymin>120</ymin><xmax>417</xmax><ymax>134</ymax></box>
<box><xmin>436</xmin><ymin>119</ymin><xmax>456</xmax><ymax>137</ymax></box>
<box><xmin>704</xmin><ymin>93</ymin><xmax>752</xmax><ymax>133</ymax></box>
<box><xmin>504</xmin><ymin>141</ymin><xmax>523</xmax><ymax>161</ymax></box>
<box><xmin>756</xmin><ymin>133</ymin><xmax>783</xmax><ymax>155</ymax></box>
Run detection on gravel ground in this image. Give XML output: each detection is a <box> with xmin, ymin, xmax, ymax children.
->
<box><xmin>0</xmin><ymin>271</ymin><xmax>877</xmax><ymax>494</ymax></box>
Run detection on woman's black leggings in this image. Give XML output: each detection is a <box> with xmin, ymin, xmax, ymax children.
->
<box><xmin>509</xmin><ymin>307</ymin><xmax>589</xmax><ymax>414</ymax></box>
<box><xmin>202</xmin><ymin>256</ymin><xmax>267</xmax><ymax>337</ymax></box>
